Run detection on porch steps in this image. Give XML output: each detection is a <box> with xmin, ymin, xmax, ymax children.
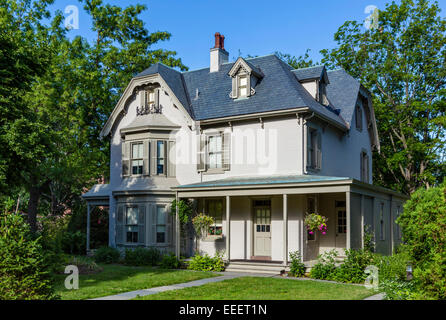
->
<box><xmin>225</xmin><ymin>261</ymin><xmax>287</xmax><ymax>275</ymax></box>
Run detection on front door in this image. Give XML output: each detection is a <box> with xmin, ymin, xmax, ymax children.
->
<box><xmin>253</xmin><ymin>200</ymin><xmax>271</xmax><ymax>257</ymax></box>
<box><xmin>335</xmin><ymin>207</ymin><xmax>347</xmax><ymax>254</ymax></box>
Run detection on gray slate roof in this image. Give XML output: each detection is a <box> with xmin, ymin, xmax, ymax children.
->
<box><xmin>134</xmin><ymin>55</ymin><xmax>363</xmax><ymax>128</ymax></box>
<box><xmin>292</xmin><ymin>65</ymin><xmax>326</xmax><ymax>81</ymax></box>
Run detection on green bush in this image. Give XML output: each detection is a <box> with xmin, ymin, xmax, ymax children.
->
<box><xmin>124</xmin><ymin>247</ymin><xmax>161</xmax><ymax>266</ymax></box>
<box><xmin>397</xmin><ymin>181</ymin><xmax>446</xmax><ymax>299</ymax></box>
<box><xmin>94</xmin><ymin>246</ymin><xmax>121</xmax><ymax>264</ymax></box>
<box><xmin>0</xmin><ymin>213</ymin><xmax>57</xmax><ymax>300</ymax></box>
<box><xmin>187</xmin><ymin>252</ymin><xmax>225</xmax><ymax>272</ymax></box>
<box><xmin>379</xmin><ymin>279</ymin><xmax>420</xmax><ymax>300</ymax></box>
<box><xmin>65</xmin><ymin>255</ymin><xmax>102</xmax><ymax>274</ymax></box>
<box><xmin>377</xmin><ymin>251</ymin><xmax>410</xmax><ymax>282</ymax></box>
<box><xmin>61</xmin><ymin>231</ymin><xmax>86</xmax><ymax>255</ymax></box>
<box><xmin>333</xmin><ymin>249</ymin><xmax>376</xmax><ymax>283</ymax></box>
<box><xmin>309</xmin><ymin>249</ymin><xmax>338</xmax><ymax>280</ymax></box>
<box><xmin>160</xmin><ymin>253</ymin><xmax>181</xmax><ymax>269</ymax></box>
<box><xmin>288</xmin><ymin>251</ymin><xmax>305</xmax><ymax>277</ymax></box>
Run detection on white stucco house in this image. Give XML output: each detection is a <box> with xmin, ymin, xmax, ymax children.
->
<box><xmin>83</xmin><ymin>33</ymin><xmax>407</xmax><ymax>272</ymax></box>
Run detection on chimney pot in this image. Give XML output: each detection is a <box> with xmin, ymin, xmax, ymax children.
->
<box><xmin>210</xmin><ymin>32</ymin><xmax>228</xmax><ymax>72</ymax></box>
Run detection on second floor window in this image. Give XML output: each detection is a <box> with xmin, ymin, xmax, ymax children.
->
<box><xmin>208</xmin><ymin>135</ymin><xmax>223</xmax><ymax>169</ymax></box>
<box><xmin>156</xmin><ymin>141</ymin><xmax>166</xmax><ymax>175</ymax></box>
<box><xmin>355</xmin><ymin>105</ymin><xmax>363</xmax><ymax>130</ymax></box>
<box><xmin>361</xmin><ymin>151</ymin><xmax>369</xmax><ymax>183</ymax></box>
<box><xmin>131</xmin><ymin>142</ymin><xmax>143</xmax><ymax>175</ymax></box>
<box><xmin>307</xmin><ymin>128</ymin><xmax>321</xmax><ymax>170</ymax></box>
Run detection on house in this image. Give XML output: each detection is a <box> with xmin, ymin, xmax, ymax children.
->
<box><xmin>82</xmin><ymin>33</ymin><xmax>407</xmax><ymax>272</ymax></box>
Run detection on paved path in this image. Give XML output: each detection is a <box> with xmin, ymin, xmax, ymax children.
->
<box><xmin>92</xmin><ymin>272</ymin><xmax>272</xmax><ymax>300</ymax></box>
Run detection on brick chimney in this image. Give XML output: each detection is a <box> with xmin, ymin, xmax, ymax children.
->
<box><xmin>210</xmin><ymin>32</ymin><xmax>228</xmax><ymax>72</ymax></box>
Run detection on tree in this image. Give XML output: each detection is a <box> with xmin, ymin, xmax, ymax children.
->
<box><xmin>0</xmin><ymin>0</ymin><xmax>187</xmax><ymax>231</ymax></box>
<box><xmin>321</xmin><ymin>0</ymin><xmax>446</xmax><ymax>194</ymax></box>
<box><xmin>276</xmin><ymin>49</ymin><xmax>316</xmax><ymax>69</ymax></box>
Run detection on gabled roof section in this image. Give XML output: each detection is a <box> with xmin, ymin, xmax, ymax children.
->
<box><xmin>292</xmin><ymin>65</ymin><xmax>329</xmax><ymax>83</ymax></box>
<box><xmin>135</xmin><ymin>63</ymin><xmax>192</xmax><ymax>117</ymax></box>
<box><xmin>325</xmin><ymin>69</ymin><xmax>361</xmax><ymax>124</ymax></box>
<box><xmin>228</xmin><ymin>57</ymin><xmax>264</xmax><ymax>78</ymax></box>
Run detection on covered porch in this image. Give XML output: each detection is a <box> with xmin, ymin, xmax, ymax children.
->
<box><xmin>173</xmin><ymin>175</ymin><xmax>407</xmax><ymax>272</ymax></box>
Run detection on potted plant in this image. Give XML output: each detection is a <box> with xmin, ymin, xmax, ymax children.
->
<box><xmin>304</xmin><ymin>213</ymin><xmax>328</xmax><ymax>235</ymax></box>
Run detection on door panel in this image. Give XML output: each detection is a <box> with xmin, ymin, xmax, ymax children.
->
<box><xmin>254</xmin><ymin>203</ymin><xmax>271</xmax><ymax>257</ymax></box>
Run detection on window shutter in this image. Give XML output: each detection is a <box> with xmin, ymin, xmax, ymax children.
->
<box><xmin>116</xmin><ymin>205</ymin><xmax>124</xmax><ymax>245</ymax></box>
<box><xmin>143</xmin><ymin>140</ymin><xmax>150</xmax><ymax>176</ymax></box>
<box><xmin>122</xmin><ymin>142</ymin><xmax>130</xmax><ymax>177</ymax></box>
<box><xmin>167</xmin><ymin>141</ymin><xmax>176</xmax><ymax>177</ymax></box>
<box><xmin>316</xmin><ymin>132</ymin><xmax>322</xmax><ymax>170</ymax></box>
<box><xmin>306</xmin><ymin>127</ymin><xmax>311</xmax><ymax>169</ymax></box>
<box><xmin>246</xmin><ymin>75</ymin><xmax>251</xmax><ymax>97</ymax></box>
<box><xmin>232</xmin><ymin>77</ymin><xmax>238</xmax><ymax>98</ymax></box>
<box><xmin>166</xmin><ymin>206</ymin><xmax>172</xmax><ymax>245</ymax></box>
<box><xmin>138</xmin><ymin>205</ymin><xmax>146</xmax><ymax>245</ymax></box>
<box><xmin>151</xmin><ymin>204</ymin><xmax>157</xmax><ymax>244</ymax></box>
<box><xmin>155</xmin><ymin>88</ymin><xmax>160</xmax><ymax>109</ymax></box>
<box><xmin>222</xmin><ymin>132</ymin><xmax>231</xmax><ymax>171</ymax></box>
<box><xmin>197</xmin><ymin>134</ymin><xmax>206</xmax><ymax>172</ymax></box>
<box><xmin>150</xmin><ymin>140</ymin><xmax>157</xmax><ymax>176</ymax></box>
<box><xmin>140</xmin><ymin>90</ymin><xmax>145</xmax><ymax>107</ymax></box>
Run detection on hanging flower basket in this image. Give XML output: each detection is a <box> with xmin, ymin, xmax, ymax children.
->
<box><xmin>304</xmin><ymin>213</ymin><xmax>328</xmax><ymax>235</ymax></box>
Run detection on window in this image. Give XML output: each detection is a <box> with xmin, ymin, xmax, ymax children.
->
<box><xmin>145</xmin><ymin>90</ymin><xmax>155</xmax><ymax>108</ymax></box>
<box><xmin>361</xmin><ymin>151</ymin><xmax>369</xmax><ymax>183</ymax></box>
<box><xmin>156</xmin><ymin>206</ymin><xmax>166</xmax><ymax>243</ymax></box>
<box><xmin>238</xmin><ymin>75</ymin><xmax>248</xmax><ymax>97</ymax></box>
<box><xmin>156</xmin><ymin>140</ymin><xmax>166</xmax><ymax>175</ymax></box>
<box><xmin>208</xmin><ymin>135</ymin><xmax>223</xmax><ymax>169</ymax></box>
<box><xmin>318</xmin><ymin>82</ymin><xmax>328</xmax><ymax>106</ymax></box>
<box><xmin>126</xmin><ymin>206</ymin><xmax>139</xmax><ymax>243</ymax></box>
<box><xmin>131</xmin><ymin>142</ymin><xmax>143</xmax><ymax>175</ymax></box>
<box><xmin>206</xmin><ymin>199</ymin><xmax>223</xmax><ymax>237</ymax></box>
<box><xmin>337</xmin><ymin>210</ymin><xmax>347</xmax><ymax>234</ymax></box>
<box><xmin>307</xmin><ymin>128</ymin><xmax>321</xmax><ymax>170</ymax></box>
<box><xmin>355</xmin><ymin>105</ymin><xmax>363</xmax><ymax>130</ymax></box>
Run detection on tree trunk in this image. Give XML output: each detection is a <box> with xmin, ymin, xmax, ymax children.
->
<box><xmin>27</xmin><ymin>185</ymin><xmax>41</xmax><ymax>233</ymax></box>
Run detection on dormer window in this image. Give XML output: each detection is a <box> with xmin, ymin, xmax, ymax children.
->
<box><xmin>238</xmin><ymin>75</ymin><xmax>248</xmax><ymax>98</ymax></box>
<box><xmin>137</xmin><ymin>87</ymin><xmax>161</xmax><ymax>115</ymax></box>
<box><xmin>145</xmin><ymin>90</ymin><xmax>155</xmax><ymax>108</ymax></box>
<box><xmin>228</xmin><ymin>57</ymin><xmax>264</xmax><ymax>99</ymax></box>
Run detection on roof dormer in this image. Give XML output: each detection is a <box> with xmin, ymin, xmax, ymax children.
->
<box><xmin>292</xmin><ymin>66</ymin><xmax>329</xmax><ymax>106</ymax></box>
<box><xmin>228</xmin><ymin>57</ymin><xmax>263</xmax><ymax>99</ymax></box>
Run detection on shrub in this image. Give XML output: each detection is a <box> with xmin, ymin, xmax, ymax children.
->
<box><xmin>288</xmin><ymin>251</ymin><xmax>305</xmax><ymax>277</ymax></box>
<box><xmin>377</xmin><ymin>250</ymin><xmax>410</xmax><ymax>282</ymax></box>
<box><xmin>61</xmin><ymin>231</ymin><xmax>86</xmax><ymax>255</ymax></box>
<box><xmin>187</xmin><ymin>252</ymin><xmax>225</xmax><ymax>272</ymax></box>
<box><xmin>397</xmin><ymin>181</ymin><xmax>446</xmax><ymax>299</ymax></box>
<box><xmin>94</xmin><ymin>246</ymin><xmax>121</xmax><ymax>264</ymax></box>
<box><xmin>333</xmin><ymin>249</ymin><xmax>376</xmax><ymax>283</ymax></box>
<box><xmin>65</xmin><ymin>255</ymin><xmax>102</xmax><ymax>274</ymax></box>
<box><xmin>160</xmin><ymin>253</ymin><xmax>181</xmax><ymax>269</ymax></box>
<box><xmin>0</xmin><ymin>213</ymin><xmax>57</xmax><ymax>300</ymax></box>
<box><xmin>379</xmin><ymin>279</ymin><xmax>420</xmax><ymax>300</ymax></box>
<box><xmin>124</xmin><ymin>247</ymin><xmax>161</xmax><ymax>266</ymax></box>
<box><xmin>309</xmin><ymin>249</ymin><xmax>338</xmax><ymax>280</ymax></box>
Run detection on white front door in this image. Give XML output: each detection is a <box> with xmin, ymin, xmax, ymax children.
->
<box><xmin>335</xmin><ymin>207</ymin><xmax>347</xmax><ymax>255</ymax></box>
<box><xmin>253</xmin><ymin>200</ymin><xmax>271</xmax><ymax>257</ymax></box>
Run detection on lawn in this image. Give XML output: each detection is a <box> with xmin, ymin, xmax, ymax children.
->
<box><xmin>135</xmin><ymin>276</ymin><xmax>374</xmax><ymax>300</ymax></box>
<box><xmin>53</xmin><ymin>264</ymin><xmax>217</xmax><ymax>300</ymax></box>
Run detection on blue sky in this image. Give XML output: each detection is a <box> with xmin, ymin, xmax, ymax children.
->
<box><xmin>49</xmin><ymin>0</ymin><xmax>446</xmax><ymax>70</ymax></box>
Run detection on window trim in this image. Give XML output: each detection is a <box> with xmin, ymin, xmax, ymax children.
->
<box><xmin>155</xmin><ymin>205</ymin><xmax>167</xmax><ymax>244</ymax></box>
<box><xmin>130</xmin><ymin>141</ymin><xmax>144</xmax><ymax>176</ymax></box>
<box><xmin>306</xmin><ymin>127</ymin><xmax>321</xmax><ymax>171</ymax></box>
<box><xmin>125</xmin><ymin>206</ymin><xmax>139</xmax><ymax>244</ymax></box>
<box><xmin>156</xmin><ymin>140</ymin><xmax>167</xmax><ymax>176</ymax></box>
<box><xmin>206</xmin><ymin>134</ymin><xmax>224</xmax><ymax>171</ymax></box>
<box><xmin>203</xmin><ymin>198</ymin><xmax>224</xmax><ymax>241</ymax></box>
<box><xmin>238</xmin><ymin>74</ymin><xmax>248</xmax><ymax>98</ymax></box>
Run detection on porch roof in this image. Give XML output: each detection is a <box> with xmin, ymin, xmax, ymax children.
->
<box><xmin>174</xmin><ymin>174</ymin><xmax>351</xmax><ymax>189</ymax></box>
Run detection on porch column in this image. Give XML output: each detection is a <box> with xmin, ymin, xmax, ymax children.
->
<box><xmin>86</xmin><ymin>204</ymin><xmax>91</xmax><ymax>254</ymax></box>
<box><xmin>346</xmin><ymin>191</ymin><xmax>351</xmax><ymax>250</ymax></box>
<box><xmin>175</xmin><ymin>192</ymin><xmax>180</xmax><ymax>259</ymax></box>
<box><xmin>283</xmin><ymin>194</ymin><xmax>288</xmax><ymax>266</ymax></box>
<box><xmin>226</xmin><ymin>195</ymin><xmax>231</xmax><ymax>261</ymax></box>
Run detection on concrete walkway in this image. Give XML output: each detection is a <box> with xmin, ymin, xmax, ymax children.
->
<box><xmin>92</xmin><ymin>272</ymin><xmax>273</xmax><ymax>300</ymax></box>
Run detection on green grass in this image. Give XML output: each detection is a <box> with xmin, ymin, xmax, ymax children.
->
<box><xmin>135</xmin><ymin>277</ymin><xmax>374</xmax><ymax>300</ymax></box>
<box><xmin>53</xmin><ymin>264</ymin><xmax>217</xmax><ymax>300</ymax></box>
